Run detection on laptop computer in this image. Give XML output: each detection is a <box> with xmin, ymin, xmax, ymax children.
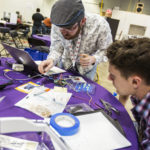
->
<box><xmin>2</xmin><ymin>43</ymin><xmax>39</xmax><ymax>72</ymax></box>
<box><xmin>2</xmin><ymin>43</ymin><xmax>66</xmax><ymax>75</ymax></box>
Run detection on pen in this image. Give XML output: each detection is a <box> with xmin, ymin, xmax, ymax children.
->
<box><xmin>34</xmin><ymin>88</ymin><xmax>50</xmax><ymax>96</ymax></box>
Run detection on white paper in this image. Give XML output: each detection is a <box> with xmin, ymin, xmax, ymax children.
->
<box><xmin>0</xmin><ymin>134</ymin><xmax>38</xmax><ymax>150</ymax></box>
<box><xmin>35</xmin><ymin>61</ymin><xmax>66</xmax><ymax>75</ymax></box>
<box><xmin>15</xmin><ymin>82</ymin><xmax>40</xmax><ymax>93</ymax></box>
<box><xmin>62</xmin><ymin>112</ymin><xmax>131</xmax><ymax>150</ymax></box>
<box><xmin>71</xmin><ymin>76</ymin><xmax>86</xmax><ymax>83</ymax></box>
<box><xmin>45</xmin><ymin>66</ymin><xmax>66</xmax><ymax>75</ymax></box>
<box><xmin>15</xmin><ymin>88</ymin><xmax>72</xmax><ymax>118</ymax></box>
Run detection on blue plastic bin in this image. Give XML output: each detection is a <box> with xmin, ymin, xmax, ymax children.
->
<box><xmin>24</xmin><ymin>48</ymin><xmax>48</xmax><ymax>61</ymax></box>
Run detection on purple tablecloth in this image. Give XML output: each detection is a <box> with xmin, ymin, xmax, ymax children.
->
<box><xmin>0</xmin><ymin>57</ymin><xmax>138</xmax><ymax>150</ymax></box>
<box><xmin>32</xmin><ymin>34</ymin><xmax>51</xmax><ymax>47</ymax></box>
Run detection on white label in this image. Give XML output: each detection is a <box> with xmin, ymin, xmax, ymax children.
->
<box><xmin>0</xmin><ymin>134</ymin><xmax>38</xmax><ymax>150</ymax></box>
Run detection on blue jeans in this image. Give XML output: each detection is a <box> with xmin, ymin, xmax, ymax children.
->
<box><xmin>58</xmin><ymin>62</ymin><xmax>97</xmax><ymax>81</ymax></box>
<box><xmin>32</xmin><ymin>25</ymin><xmax>42</xmax><ymax>35</ymax></box>
<box><xmin>83</xmin><ymin>64</ymin><xmax>97</xmax><ymax>81</ymax></box>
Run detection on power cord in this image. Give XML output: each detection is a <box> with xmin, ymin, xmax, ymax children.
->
<box><xmin>3</xmin><ymin>70</ymin><xmax>43</xmax><ymax>81</ymax></box>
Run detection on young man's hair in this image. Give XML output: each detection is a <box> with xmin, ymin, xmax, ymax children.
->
<box><xmin>36</xmin><ymin>8</ymin><xmax>40</xmax><ymax>12</ymax></box>
<box><xmin>106</xmin><ymin>38</ymin><xmax>150</xmax><ymax>85</ymax></box>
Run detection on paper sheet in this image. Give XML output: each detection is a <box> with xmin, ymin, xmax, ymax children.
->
<box><xmin>15</xmin><ymin>87</ymin><xmax>72</xmax><ymax>118</ymax></box>
<box><xmin>62</xmin><ymin>112</ymin><xmax>131</xmax><ymax>150</ymax></box>
<box><xmin>35</xmin><ymin>61</ymin><xmax>66</xmax><ymax>75</ymax></box>
<box><xmin>15</xmin><ymin>82</ymin><xmax>40</xmax><ymax>93</ymax></box>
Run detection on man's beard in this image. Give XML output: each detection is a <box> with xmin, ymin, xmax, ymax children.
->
<box><xmin>63</xmin><ymin>24</ymin><xmax>81</xmax><ymax>40</ymax></box>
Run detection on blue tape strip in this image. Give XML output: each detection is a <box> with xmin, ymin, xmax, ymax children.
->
<box><xmin>50</xmin><ymin>113</ymin><xmax>80</xmax><ymax>136</ymax></box>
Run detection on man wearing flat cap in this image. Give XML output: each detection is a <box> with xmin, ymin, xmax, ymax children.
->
<box><xmin>38</xmin><ymin>0</ymin><xmax>112</xmax><ymax>80</ymax></box>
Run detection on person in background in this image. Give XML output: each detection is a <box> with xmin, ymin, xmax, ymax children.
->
<box><xmin>105</xmin><ymin>9</ymin><xmax>112</xmax><ymax>18</ymax></box>
<box><xmin>106</xmin><ymin>38</ymin><xmax>150</xmax><ymax>150</ymax></box>
<box><xmin>32</xmin><ymin>8</ymin><xmax>44</xmax><ymax>35</ymax></box>
<box><xmin>16</xmin><ymin>11</ymin><xmax>22</xmax><ymax>24</ymax></box>
<box><xmin>38</xmin><ymin>0</ymin><xmax>112</xmax><ymax>80</ymax></box>
<box><xmin>42</xmin><ymin>17</ymin><xmax>51</xmax><ymax>34</ymax></box>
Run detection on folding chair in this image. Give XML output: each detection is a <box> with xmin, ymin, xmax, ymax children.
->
<box><xmin>17</xmin><ymin>24</ymin><xmax>30</xmax><ymax>38</ymax></box>
<box><xmin>28</xmin><ymin>37</ymin><xmax>47</xmax><ymax>47</ymax></box>
<box><xmin>5</xmin><ymin>24</ymin><xmax>18</xmax><ymax>30</ymax></box>
<box><xmin>27</xmin><ymin>37</ymin><xmax>50</xmax><ymax>54</ymax></box>
<box><xmin>9</xmin><ymin>30</ymin><xmax>24</xmax><ymax>49</ymax></box>
<box><xmin>0</xmin><ymin>23</ymin><xmax>5</xmax><ymax>27</ymax></box>
<box><xmin>0</xmin><ymin>42</ymin><xmax>10</xmax><ymax>57</ymax></box>
<box><xmin>0</xmin><ymin>27</ymin><xmax>10</xmax><ymax>41</ymax></box>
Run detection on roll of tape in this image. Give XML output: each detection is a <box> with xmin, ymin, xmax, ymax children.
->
<box><xmin>50</xmin><ymin>113</ymin><xmax>80</xmax><ymax>136</ymax></box>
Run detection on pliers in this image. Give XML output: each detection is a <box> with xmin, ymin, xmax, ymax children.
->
<box><xmin>0</xmin><ymin>80</ymin><xmax>13</xmax><ymax>90</ymax></box>
<box><xmin>99</xmin><ymin>99</ymin><xmax>120</xmax><ymax>115</ymax></box>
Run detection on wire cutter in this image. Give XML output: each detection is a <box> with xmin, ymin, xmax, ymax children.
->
<box><xmin>99</xmin><ymin>99</ymin><xmax>120</xmax><ymax>115</ymax></box>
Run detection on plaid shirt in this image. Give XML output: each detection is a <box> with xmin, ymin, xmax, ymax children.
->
<box><xmin>131</xmin><ymin>93</ymin><xmax>150</xmax><ymax>150</ymax></box>
<box><xmin>48</xmin><ymin>13</ymin><xmax>112</xmax><ymax>75</ymax></box>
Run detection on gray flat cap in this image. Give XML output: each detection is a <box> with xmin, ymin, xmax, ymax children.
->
<box><xmin>50</xmin><ymin>0</ymin><xmax>85</xmax><ymax>27</ymax></box>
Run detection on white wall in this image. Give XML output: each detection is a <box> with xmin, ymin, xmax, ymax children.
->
<box><xmin>0</xmin><ymin>0</ymin><xmax>100</xmax><ymax>22</ymax></box>
<box><xmin>0</xmin><ymin>0</ymin><xmax>44</xmax><ymax>22</ymax></box>
<box><xmin>83</xmin><ymin>0</ymin><xmax>100</xmax><ymax>14</ymax></box>
<box><xmin>112</xmin><ymin>10</ymin><xmax>150</xmax><ymax>40</ymax></box>
<box><xmin>41</xmin><ymin>0</ymin><xmax>56</xmax><ymax>18</ymax></box>
<box><xmin>42</xmin><ymin>0</ymin><xmax>100</xmax><ymax>16</ymax></box>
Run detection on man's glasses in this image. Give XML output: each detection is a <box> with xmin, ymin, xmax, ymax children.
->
<box><xmin>59</xmin><ymin>23</ymin><xmax>79</xmax><ymax>32</ymax></box>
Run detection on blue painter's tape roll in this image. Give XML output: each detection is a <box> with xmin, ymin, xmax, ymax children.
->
<box><xmin>50</xmin><ymin>113</ymin><xmax>80</xmax><ymax>136</ymax></box>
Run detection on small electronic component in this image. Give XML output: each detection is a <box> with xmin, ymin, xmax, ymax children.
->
<box><xmin>65</xmin><ymin>103</ymin><xmax>94</xmax><ymax>114</ymax></box>
<box><xmin>54</xmin><ymin>79</ymin><xmax>67</xmax><ymax>87</ymax></box>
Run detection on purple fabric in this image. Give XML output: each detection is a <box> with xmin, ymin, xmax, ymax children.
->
<box><xmin>32</xmin><ymin>35</ymin><xmax>51</xmax><ymax>47</ymax></box>
<box><xmin>0</xmin><ymin>57</ymin><xmax>138</xmax><ymax>150</ymax></box>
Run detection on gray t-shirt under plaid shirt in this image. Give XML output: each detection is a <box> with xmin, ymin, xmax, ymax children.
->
<box><xmin>48</xmin><ymin>13</ymin><xmax>112</xmax><ymax>75</ymax></box>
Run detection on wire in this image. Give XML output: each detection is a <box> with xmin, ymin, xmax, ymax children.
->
<box><xmin>127</xmin><ymin>0</ymin><xmax>132</xmax><ymax>11</ymax></box>
<box><xmin>72</xmin><ymin>94</ymin><xmax>89</xmax><ymax>102</ymax></box>
<box><xmin>94</xmin><ymin>103</ymin><xmax>102</xmax><ymax>109</ymax></box>
<box><xmin>87</xmin><ymin>91</ymin><xmax>92</xmax><ymax>105</ymax></box>
<box><xmin>3</xmin><ymin>70</ymin><xmax>43</xmax><ymax>81</ymax></box>
<box><xmin>72</xmin><ymin>91</ymin><xmax>93</xmax><ymax>107</ymax></box>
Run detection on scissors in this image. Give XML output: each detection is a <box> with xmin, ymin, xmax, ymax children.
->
<box><xmin>99</xmin><ymin>99</ymin><xmax>120</xmax><ymax>115</ymax></box>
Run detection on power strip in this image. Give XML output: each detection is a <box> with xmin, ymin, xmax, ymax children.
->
<box><xmin>12</xmin><ymin>64</ymin><xmax>24</xmax><ymax>71</ymax></box>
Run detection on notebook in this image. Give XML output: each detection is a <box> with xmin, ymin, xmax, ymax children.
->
<box><xmin>2</xmin><ymin>43</ymin><xmax>66</xmax><ymax>75</ymax></box>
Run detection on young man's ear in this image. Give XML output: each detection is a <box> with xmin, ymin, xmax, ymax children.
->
<box><xmin>132</xmin><ymin>76</ymin><xmax>142</xmax><ymax>89</ymax></box>
<box><xmin>80</xmin><ymin>17</ymin><xmax>86</xmax><ymax>27</ymax></box>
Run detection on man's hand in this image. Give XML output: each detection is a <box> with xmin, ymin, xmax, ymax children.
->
<box><xmin>79</xmin><ymin>54</ymin><xmax>96</xmax><ymax>67</ymax></box>
<box><xmin>38</xmin><ymin>59</ymin><xmax>54</xmax><ymax>74</ymax></box>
